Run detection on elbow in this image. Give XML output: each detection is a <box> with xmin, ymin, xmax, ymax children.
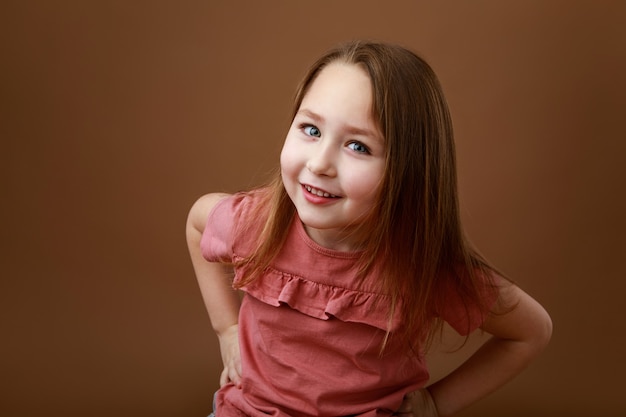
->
<box><xmin>511</xmin><ymin>301</ymin><xmax>554</xmax><ymax>359</ymax></box>
<box><xmin>528</xmin><ymin>306</ymin><xmax>553</xmax><ymax>357</ymax></box>
<box><xmin>512</xmin><ymin>287</ymin><xmax>554</xmax><ymax>355</ymax></box>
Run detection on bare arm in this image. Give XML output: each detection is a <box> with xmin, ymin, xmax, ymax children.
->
<box><xmin>398</xmin><ymin>281</ymin><xmax>553</xmax><ymax>416</ymax></box>
<box><xmin>186</xmin><ymin>193</ymin><xmax>243</xmax><ymax>387</ymax></box>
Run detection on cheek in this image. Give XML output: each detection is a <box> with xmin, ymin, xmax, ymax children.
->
<box><xmin>279</xmin><ymin>145</ymin><xmax>290</xmax><ymax>174</ymax></box>
<box><xmin>279</xmin><ymin>137</ymin><xmax>299</xmax><ymax>179</ymax></box>
<box><xmin>344</xmin><ymin>165</ymin><xmax>384</xmax><ymax>201</ymax></box>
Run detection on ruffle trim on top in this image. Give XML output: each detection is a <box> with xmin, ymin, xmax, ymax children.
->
<box><xmin>235</xmin><ymin>263</ymin><xmax>402</xmax><ymax>332</ymax></box>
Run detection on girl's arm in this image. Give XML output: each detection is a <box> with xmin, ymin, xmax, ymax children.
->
<box><xmin>186</xmin><ymin>193</ymin><xmax>243</xmax><ymax>387</ymax></box>
<box><xmin>406</xmin><ymin>282</ymin><xmax>553</xmax><ymax>416</ymax></box>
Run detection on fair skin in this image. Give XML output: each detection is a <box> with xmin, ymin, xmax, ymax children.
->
<box><xmin>280</xmin><ymin>63</ymin><xmax>386</xmax><ymax>251</ymax></box>
<box><xmin>186</xmin><ymin>62</ymin><xmax>552</xmax><ymax>415</ymax></box>
<box><xmin>395</xmin><ymin>281</ymin><xmax>552</xmax><ymax>416</ymax></box>
<box><xmin>187</xmin><ymin>192</ymin><xmax>242</xmax><ymax>388</ymax></box>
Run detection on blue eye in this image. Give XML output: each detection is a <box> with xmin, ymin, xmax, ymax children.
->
<box><xmin>348</xmin><ymin>142</ymin><xmax>369</xmax><ymax>154</ymax></box>
<box><xmin>303</xmin><ymin>126</ymin><xmax>321</xmax><ymax>137</ymax></box>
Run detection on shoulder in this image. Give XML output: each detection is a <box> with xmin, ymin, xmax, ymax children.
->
<box><xmin>187</xmin><ymin>192</ymin><xmax>232</xmax><ymax>234</ymax></box>
<box><xmin>189</xmin><ymin>188</ymin><xmax>270</xmax><ymax>239</ymax></box>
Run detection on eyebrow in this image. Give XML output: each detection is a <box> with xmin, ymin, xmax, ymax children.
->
<box><xmin>296</xmin><ymin>108</ymin><xmax>381</xmax><ymax>139</ymax></box>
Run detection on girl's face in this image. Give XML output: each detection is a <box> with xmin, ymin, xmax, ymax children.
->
<box><xmin>280</xmin><ymin>63</ymin><xmax>385</xmax><ymax>251</ymax></box>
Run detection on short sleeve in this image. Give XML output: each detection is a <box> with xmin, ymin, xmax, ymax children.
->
<box><xmin>436</xmin><ymin>271</ymin><xmax>499</xmax><ymax>336</ymax></box>
<box><xmin>200</xmin><ymin>195</ymin><xmax>239</xmax><ymax>263</ymax></box>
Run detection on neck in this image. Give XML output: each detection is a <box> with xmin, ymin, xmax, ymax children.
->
<box><xmin>303</xmin><ymin>223</ymin><xmax>367</xmax><ymax>252</ymax></box>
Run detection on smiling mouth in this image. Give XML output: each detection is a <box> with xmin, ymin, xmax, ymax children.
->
<box><xmin>304</xmin><ymin>185</ymin><xmax>339</xmax><ymax>198</ymax></box>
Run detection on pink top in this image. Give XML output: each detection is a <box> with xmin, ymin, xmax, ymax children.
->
<box><xmin>201</xmin><ymin>191</ymin><xmax>492</xmax><ymax>417</ymax></box>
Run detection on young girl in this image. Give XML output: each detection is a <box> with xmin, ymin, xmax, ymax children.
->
<box><xmin>187</xmin><ymin>40</ymin><xmax>552</xmax><ymax>417</ymax></box>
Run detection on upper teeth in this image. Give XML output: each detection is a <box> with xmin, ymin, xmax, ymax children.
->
<box><xmin>305</xmin><ymin>185</ymin><xmax>337</xmax><ymax>198</ymax></box>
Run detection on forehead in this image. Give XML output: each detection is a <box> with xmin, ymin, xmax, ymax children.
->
<box><xmin>305</xmin><ymin>62</ymin><xmax>372</xmax><ymax>100</ymax></box>
<box><xmin>299</xmin><ymin>63</ymin><xmax>381</xmax><ymax>133</ymax></box>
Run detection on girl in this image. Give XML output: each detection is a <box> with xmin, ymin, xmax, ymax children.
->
<box><xmin>186</xmin><ymin>41</ymin><xmax>552</xmax><ymax>417</ymax></box>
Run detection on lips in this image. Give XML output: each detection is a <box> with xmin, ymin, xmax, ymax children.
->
<box><xmin>304</xmin><ymin>184</ymin><xmax>339</xmax><ymax>198</ymax></box>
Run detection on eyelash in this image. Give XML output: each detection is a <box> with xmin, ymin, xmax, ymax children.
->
<box><xmin>299</xmin><ymin>123</ymin><xmax>371</xmax><ymax>155</ymax></box>
<box><xmin>347</xmin><ymin>141</ymin><xmax>370</xmax><ymax>154</ymax></box>
<box><xmin>302</xmin><ymin>124</ymin><xmax>321</xmax><ymax>137</ymax></box>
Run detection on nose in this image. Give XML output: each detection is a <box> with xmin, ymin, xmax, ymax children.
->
<box><xmin>306</xmin><ymin>141</ymin><xmax>337</xmax><ymax>177</ymax></box>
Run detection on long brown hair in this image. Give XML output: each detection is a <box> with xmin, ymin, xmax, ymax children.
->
<box><xmin>235</xmin><ymin>40</ymin><xmax>499</xmax><ymax>351</ymax></box>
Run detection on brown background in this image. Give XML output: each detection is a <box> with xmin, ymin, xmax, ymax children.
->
<box><xmin>2</xmin><ymin>1</ymin><xmax>625</xmax><ymax>416</ymax></box>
